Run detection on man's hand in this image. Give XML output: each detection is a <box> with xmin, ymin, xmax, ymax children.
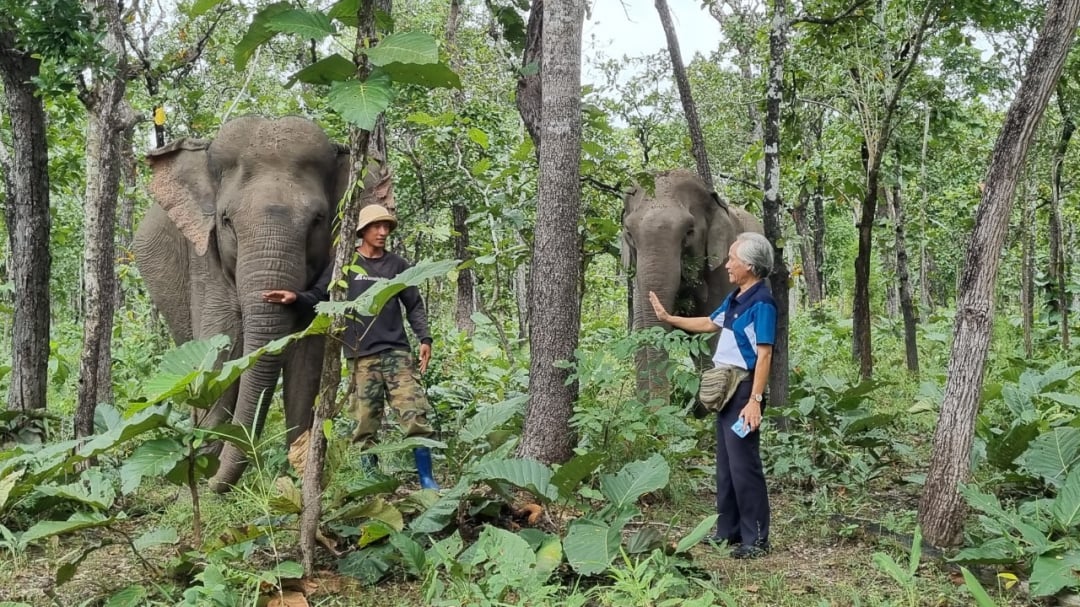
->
<box><xmin>418</xmin><ymin>343</ymin><xmax>432</xmax><ymax>374</ymax></box>
<box><xmin>739</xmin><ymin>401</ymin><xmax>762</xmax><ymax>432</ymax></box>
<box><xmin>263</xmin><ymin>290</ymin><xmax>297</xmax><ymax>304</ymax></box>
<box><xmin>648</xmin><ymin>291</ymin><xmax>670</xmax><ymax>322</ymax></box>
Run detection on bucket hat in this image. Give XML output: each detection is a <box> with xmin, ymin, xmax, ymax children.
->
<box><xmin>356</xmin><ymin>204</ymin><xmax>397</xmax><ymax>236</ymax></box>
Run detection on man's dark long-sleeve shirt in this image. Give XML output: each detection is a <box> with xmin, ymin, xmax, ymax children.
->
<box><xmin>341</xmin><ymin>251</ymin><xmax>432</xmax><ymax>358</ymax></box>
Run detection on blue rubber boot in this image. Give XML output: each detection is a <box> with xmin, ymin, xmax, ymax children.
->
<box><xmin>413</xmin><ymin>447</ymin><xmax>440</xmax><ymax>490</ymax></box>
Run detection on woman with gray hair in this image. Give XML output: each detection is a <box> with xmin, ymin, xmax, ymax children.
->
<box><xmin>649</xmin><ymin>231</ymin><xmax>777</xmax><ymax>559</ymax></box>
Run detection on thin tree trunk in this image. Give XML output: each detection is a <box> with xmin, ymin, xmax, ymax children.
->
<box><xmin>76</xmin><ymin>0</ymin><xmax>131</xmax><ymax>438</ymax></box>
<box><xmin>655</xmin><ymin>0</ymin><xmax>712</xmax><ymax>189</ymax></box>
<box><xmin>0</xmin><ymin>32</ymin><xmax>51</xmax><ymax>413</ymax></box>
<box><xmin>447</xmin><ymin>0</ymin><xmax>475</xmax><ymax>334</ymax></box>
<box><xmin>918</xmin><ymin>105</ymin><xmax>933</xmax><ymax>315</ymax></box>
<box><xmin>763</xmin><ymin>0</ymin><xmax>790</xmax><ymax>409</ymax></box>
<box><xmin>518</xmin><ymin>0</ymin><xmax>584</xmax><ymax>464</ymax></box>
<box><xmin>812</xmin><ymin>180</ymin><xmax>826</xmax><ymax>299</ymax></box>
<box><xmin>851</xmin><ymin>0</ymin><xmax>935</xmax><ymax>380</ymax></box>
<box><xmin>880</xmin><ymin>193</ymin><xmax>900</xmax><ymax>319</ymax></box>
<box><xmin>887</xmin><ymin>176</ymin><xmax>919</xmax><ymax>374</ymax></box>
<box><xmin>516</xmin><ymin>0</ymin><xmax>543</xmax><ymax>150</ymax></box>
<box><xmin>793</xmin><ymin>115</ymin><xmax>825</xmax><ymax>305</ymax></box>
<box><xmin>300</xmin><ymin>0</ymin><xmax>385</xmax><ymax>575</ymax></box>
<box><xmin>1021</xmin><ymin>175</ymin><xmax>1035</xmax><ymax>358</ymax></box>
<box><xmin>1050</xmin><ymin>96</ymin><xmax>1074</xmax><ymax>349</ymax></box>
<box><xmin>918</xmin><ymin>0</ymin><xmax>1080</xmax><ymax>547</ymax></box>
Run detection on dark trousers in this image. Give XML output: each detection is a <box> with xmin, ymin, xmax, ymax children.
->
<box><xmin>714</xmin><ymin>379</ymin><xmax>770</xmax><ymax>547</ymax></box>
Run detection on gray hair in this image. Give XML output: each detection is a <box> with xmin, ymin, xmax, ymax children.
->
<box><xmin>733</xmin><ymin>232</ymin><xmax>774</xmax><ymax>278</ymax></box>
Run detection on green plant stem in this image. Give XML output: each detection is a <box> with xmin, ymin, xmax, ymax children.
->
<box><xmin>188</xmin><ymin>448</ymin><xmax>202</xmax><ymax>547</ymax></box>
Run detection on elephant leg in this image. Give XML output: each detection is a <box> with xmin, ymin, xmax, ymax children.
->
<box><xmin>281</xmin><ymin>334</ymin><xmax>325</xmax><ymax>445</ymax></box>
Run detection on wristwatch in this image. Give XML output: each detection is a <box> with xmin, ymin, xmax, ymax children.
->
<box><xmin>751</xmin><ymin>393</ymin><xmax>764</xmax><ymax>403</ymax></box>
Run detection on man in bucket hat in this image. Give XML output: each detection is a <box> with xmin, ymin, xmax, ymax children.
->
<box><xmin>263</xmin><ymin>203</ymin><xmax>439</xmax><ymax>490</ymax></box>
<box><xmin>343</xmin><ymin>204</ymin><xmax>439</xmax><ymax>489</ymax></box>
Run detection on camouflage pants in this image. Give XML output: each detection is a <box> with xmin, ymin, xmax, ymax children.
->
<box><xmin>347</xmin><ymin>350</ymin><xmax>434</xmax><ymax>448</ymax></box>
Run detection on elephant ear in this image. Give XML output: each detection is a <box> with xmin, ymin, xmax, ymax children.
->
<box><xmin>147</xmin><ymin>138</ymin><xmax>216</xmax><ymax>256</ymax></box>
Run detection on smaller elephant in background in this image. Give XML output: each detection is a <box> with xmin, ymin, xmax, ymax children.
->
<box><xmin>622</xmin><ymin>169</ymin><xmax>764</xmax><ymax>400</ymax></box>
<box><xmin>134</xmin><ymin>115</ymin><xmax>393</xmax><ymax>492</ymax></box>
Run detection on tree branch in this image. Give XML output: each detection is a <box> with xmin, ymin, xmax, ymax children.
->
<box><xmin>716</xmin><ymin>172</ymin><xmax>763</xmax><ymax>191</ymax></box>
<box><xmin>581</xmin><ymin>176</ymin><xmax>624</xmax><ymax>199</ymax></box>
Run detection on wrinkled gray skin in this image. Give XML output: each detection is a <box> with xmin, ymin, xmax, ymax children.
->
<box><xmin>134</xmin><ymin>116</ymin><xmax>387</xmax><ymax>492</ymax></box>
<box><xmin>622</xmin><ymin>169</ymin><xmax>764</xmax><ymax>399</ymax></box>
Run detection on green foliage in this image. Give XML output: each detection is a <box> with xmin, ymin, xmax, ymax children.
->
<box><xmin>872</xmin><ymin>526</ymin><xmax>924</xmax><ymax>607</ymax></box>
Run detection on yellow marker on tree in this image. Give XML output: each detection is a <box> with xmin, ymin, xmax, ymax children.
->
<box><xmin>153</xmin><ymin>107</ymin><xmax>166</xmax><ymax>126</ymax></box>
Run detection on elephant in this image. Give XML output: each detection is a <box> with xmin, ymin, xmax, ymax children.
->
<box><xmin>621</xmin><ymin>169</ymin><xmax>764</xmax><ymax>401</ymax></box>
<box><xmin>134</xmin><ymin>115</ymin><xmax>392</xmax><ymax>492</ymax></box>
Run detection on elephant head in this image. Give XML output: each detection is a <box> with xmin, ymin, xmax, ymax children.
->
<box><xmin>136</xmin><ymin>115</ymin><xmax>391</xmax><ymax>491</ymax></box>
<box><xmin>622</xmin><ymin>169</ymin><xmax>763</xmax><ymax>399</ymax></box>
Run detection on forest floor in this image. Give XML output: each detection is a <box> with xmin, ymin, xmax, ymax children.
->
<box><xmin>0</xmin><ymin>468</ymin><xmax>1034</xmax><ymax>607</ymax></box>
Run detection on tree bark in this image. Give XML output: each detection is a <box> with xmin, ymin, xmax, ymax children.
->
<box><xmin>75</xmin><ymin>0</ymin><xmax>132</xmax><ymax>438</ymax></box>
<box><xmin>655</xmin><ymin>0</ymin><xmax>712</xmax><ymax>189</ymax></box>
<box><xmin>1050</xmin><ymin>95</ymin><xmax>1074</xmax><ymax>349</ymax></box>
<box><xmin>918</xmin><ymin>105</ymin><xmax>933</xmax><ymax>315</ymax></box>
<box><xmin>886</xmin><ymin>177</ymin><xmax>919</xmax><ymax>374</ymax></box>
<box><xmin>446</xmin><ymin>0</ymin><xmax>476</xmax><ymax>334</ymax></box>
<box><xmin>518</xmin><ymin>0</ymin><xmax>584</xmax><ymax>464</ymax></box>
<box><xmin>300</xmin><ymin>0</ymin><xmax>386</xmax><ymax>575</ymax></box>
<box><xmin>763</xmin><ymin>0</ymin><xmax>790</xmax><ymax>409</ymax></box>
<box><xmin>1021</xmin><ymin>175</ymin><xmax>1035</xmax><ymax>358</ymax></box>
<box><xmin>792</xmin><ymin>115</ymin><xmax>825</xmax><ymax>305</ymax></box>
<box><xmin>0</xmin><ymin>32</ymin><xmax>51</xmax><ymax>413</ymax></box>
<box><xmin>516</xmin><ymin>0</ymin><xmax>543</xmax><ymax>150</ymax></box>
<box><xmin>918</xmin><ymin>0</ymin><xmax>1080</xmax><ymax>547</ymax></box>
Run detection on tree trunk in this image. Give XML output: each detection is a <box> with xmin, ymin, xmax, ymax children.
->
<box><xmin>655</xmin><ymin>0</ymin><xmax>712</xmax><ymax>189</ymax></box>
<box><xmin>1050</xmin><ymin>97</ymin><xmax>1074</xmax><ymax>349</ymax></box>
<box><xmin>886</xmin><ymin>177</ymin><xmax>919</xmax><ymax>374</ymax></box>
<box><xmin>1021</xmin><ymin>175</ymin><xmax>1035</xmax><ymax>358</ymax></box>
<box><xmin>880</xmin><ymin>194</ymin><xmax>900</xmax><ymax>319</ymax></box>
<box><xmin>76</xmin><ymin>0</ymin><xmax>131</xmax><ymax>439</ymax></box>
<box><xmin>812</xmin><ymin>180</ymin><xmax>826</xmax><ymax>299</ymax></box>
<box><xmin>300</xmin><ymin>0</ymin><xmax>386</xmax><ymax>575</ymax></box>
<box><xmin>792</xmin><ymin>115</ymin><xmax>825</xmax><ymax>305</ymax></box>
<box><xmin>918</xmin><ymin>0</ymin><xmax>1080</xmax><ymax>548</ymax></box>
<box><xmin>918</xmin><ymin>105</ymin><xmax>933</xmax><ymax>315</ymax></box>
<box><xmin>518</xmin><ymin>0</ymin><xmax>584</xmax><ymax>464</ymax></box>
<box><xmin>852</xmin><ymin>160</ymin><xmax>878</xmax><ymax>379</ymax></box>
<box><xmin>763</xmin><ymin>0</ymin><xmax>790</xmax><ymax>409</ymax></box>
<box><xmin>0</xmin><ymin>32</ymin><xmax>51</xmax><ymax>413</ymax></box>
<box><xmin>446</xmin><ymin>0</ymin><xmax>476</xmax><ymax>335</ymax></box>
<box><xmin>516</xmin><ymin>0</ymin><xmax>543</xmax><ymax>150</ymax></box>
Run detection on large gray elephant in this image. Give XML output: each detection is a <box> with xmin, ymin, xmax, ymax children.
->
<box><xmin>134</xmin><ymin>115</ymin><xmax>391</xmax><ymax>492</ymax></box>
<box><xmin>622</xmin><ymin>169</ymin><xmax>764</xmax><ymax>399</ymax></box>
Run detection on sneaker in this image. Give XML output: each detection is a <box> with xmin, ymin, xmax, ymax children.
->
<box><xmin>731</xmin><ymin>542</ymin><xmax>770</xmax><ymax>559</ymax></box>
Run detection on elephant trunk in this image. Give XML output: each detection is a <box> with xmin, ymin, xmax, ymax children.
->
<box><xmin>633</xmin><ymin>248</ymin><xmax>684</xmax><ymax>404</ymax></box>
<box><xmin>210</xmin><ymin>233</ymin><xmax>306</xmax><ymax>493</ymax></box>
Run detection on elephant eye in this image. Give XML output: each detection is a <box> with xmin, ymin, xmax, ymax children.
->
<box><xmin>221</xmin><ymin>212</ymin><xmax>232</xmax><ymax>228</ymax></box>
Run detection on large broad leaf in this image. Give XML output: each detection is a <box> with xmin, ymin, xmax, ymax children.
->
<box><xmin>20</xmin><ymin>511</ymin><xmax>114</xmax><ymax>547</ymax></box>
<box><xmin>550</xmin><ymin>451</ymin><xmax>604</xmax><ymax>501</ymax></box>
<box><xmin>675</xmin><ymin>514</ymin><xmax>720</xmax><ymax>554</ymax></box>
<box><xmin>472</xmin><ymin>458</ymin><xmax>557</xmax><ymax>503</ymax></box>
<box><xmin>389</xmin><ymin>532</ymin><xmax>426</xmax><ymax>576</ymax></box>
<box><xmin>327</xmin><ymin>75</ymin><xmax>395</xmax><ymax>134</ymax></box>
<box><xmin>472</xmin><ymin>526</ymin><xmax>535</xmax><ymax>581</ymax></box>
<box><xmin>380</xmin><ymin>62</ymin><xmax>461</xmax><ymax>89</ymax></box>
<box><xmin>987</xmin><ymin>421</ymin><xmax>1041</xmax><ymax>471</ymax></box>
<box><xmin>77</xmin><ymin>408</ymin><xmax>169</xmax><ymax>460</ymax></box>
<box><xmin>35</xmin><ymin>469</ymin><xmax>115</xmax><ymax>510</ymax></box>
<box><xmin>1053</xmin><ymin>468</ymin><xmax>1080</xmax><ymax>531</ymax></box>
<box><xmin>1020</xmin><ymin>427</ymin><xmax>1080</xmax><ymax>487</ymax></box>
<box><xmin>104</xmin><ymin>585</ymin><xmax>148</xmax><ymax>607</ymax></box>
<box><xmin>564</xmin><ymin>518</ymin><xmax>622</xmax><ymax>575</ymax></box>
<box><xmin>0</xmin><ymin>469</ymin><xmax>24</xmax><ymax>512</ymax></box>
<box><xmin>599</xmin><ymin>453</ymin><xmax>670</xmax><ymax>509</ymax></box>
<box><xmin>119</xmin><ymin>437</ymin><xmax>187</xmax><ymax>494</ymax></box>
<box><xmin>1029</xmin><ymin>551</ymin><xmax>1080</xmax><ymax>597</ymax></box>
<box><xmin>234</xmin><ymin>2</ymin><xmax>292</xmax><ymax>70</ymax></box>
<box><xmin>264</xmin><ymin>9</ymin><xmax>335</xmax><ymax>40</ymax></box>
<box><xmin>459</xmin><ymin>396</ymin><xmax>525</xmax><ymax>444</ymax></box>
<box><xmin>1042</xmin><ymin>392</ymin><xmax>1080</xmax><ymax>411</ymax></box>
<box><xmin>951</xmin><ymin>537</ymin><xmax>1020</xmax><ymax>565</ymax></box>
<box><xmin>337</xmin><ymin>544</ymin><xmax>394</xmax><ymax>585</ymax></box>
<box><xmin>328</xmin><ymin>0</ymin><xmax>359</xmax><ymax>26</ymax></box>
<box><xmin>533</xmin><ymin>534</ymin><xmax>562</xmax><ymax>583</ymax></box>
<box><xmin>362</xmin><ymin>31</ymin><xmax>438</xmax><ymax>66</ymax></box>
<box><xmin>133</xmin><ymin>527</ymin><xmax>179</xmax><ymax>552</ymax></box>
<box><xmin>318</xmin><ymin>260</ymin><xmax>460</xmax><ymax>318</ymax></box>
<box><xmin>288</xmin><ymin>53</ymin><xmax>356</xmax><ymax>87</ymax></box>
<box><xmin>409</xmin><ymin>477</ymin><xmax>470</xmax><ymax>534</ymax></box>
<box><xmin>142</xmin><ymin>334</ymin><xmax>230</xmax><ymax>405</ymax></box>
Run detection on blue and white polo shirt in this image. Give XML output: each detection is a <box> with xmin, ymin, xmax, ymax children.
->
<box><xmin>709</xmin><ymin>281</ymin><xmax>777</xmax><ymax>371</ymax></box>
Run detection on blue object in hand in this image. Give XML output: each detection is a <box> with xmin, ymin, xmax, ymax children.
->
<box><xmin>731</xmin><ymin>417</ymin><xmax>750</xmax><ymax>438</ymax></box>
